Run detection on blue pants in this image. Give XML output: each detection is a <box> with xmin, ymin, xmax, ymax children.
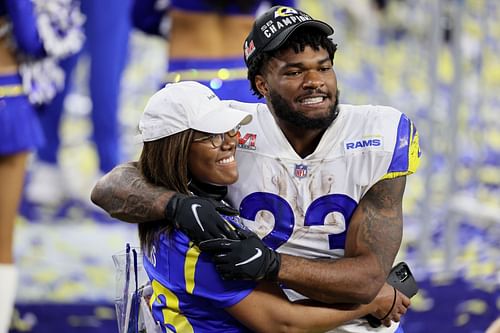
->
<box><xmin>37</xmin><ymin>0</ymin><xmax>132</xmax><ymax>173</ymax></box>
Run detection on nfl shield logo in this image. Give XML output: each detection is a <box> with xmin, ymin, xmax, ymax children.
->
<box><xmin>294</xmin><ymin>164</ymin><xmax>308</xmax><ymax>178</ymax></box>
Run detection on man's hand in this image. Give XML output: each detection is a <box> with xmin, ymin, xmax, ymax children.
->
<box><xmin>199</xmin><ymin>229</ymin><xmax>281</xmax><ymax>281</ymax></box>
<box><xmin>165</xmin><ymin>194</ymin><xmax>240</xmax><ymax>244</ymax></box>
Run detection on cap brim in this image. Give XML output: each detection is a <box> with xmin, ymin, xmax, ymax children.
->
<box><xmin>263</xmin><ymin>20</ymin><xmax>334</xmax><ymax>52</ymax></box>
<box><xmin>191</xmin><ymin>106</ymin><xmax>252</xmax><ymax>134</ymax></box>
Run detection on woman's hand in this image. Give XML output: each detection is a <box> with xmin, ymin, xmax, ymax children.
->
<box><xmin>369</xmin><ymin>283</ymin><xmax>411</xmax><ymax>327</ymax></box>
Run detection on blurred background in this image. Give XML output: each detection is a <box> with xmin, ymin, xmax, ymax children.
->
<box><xmin>10</xmin><ymin>0</ymin><xmax>500</xmax><ymax>332</ymax></box>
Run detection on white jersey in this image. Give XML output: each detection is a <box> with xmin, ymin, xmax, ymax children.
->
<box><xmin>226</xmin><ymin>101</ymin><xmax>420</xmax><ymax>333</ymax></box>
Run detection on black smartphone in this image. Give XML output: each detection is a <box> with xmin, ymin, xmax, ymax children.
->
<box><xmin>387</xmin><ymin>262</ymin><xmax>418</xmax><ymax>298</ymax></box>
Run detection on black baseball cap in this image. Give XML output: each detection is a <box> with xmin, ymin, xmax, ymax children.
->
<box><xmin>243</xmin><ymin>6</ymin><xmax>334</xmax><ymax>65</ymax></box>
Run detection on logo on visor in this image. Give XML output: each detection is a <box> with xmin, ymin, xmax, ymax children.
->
<box><xmin>244</xmin><ymin>40</ymin><xmax>256</xmax><ymax>60</ymax></box>
<box><xmin>238</xmin><ymin>132</ymin><xmax>257</xmax><ymax>150</ymax></box>
<box><xmin>274</xmin><ymin>6</ymin><xmax>299</xmax><ymax>18</ymax></box>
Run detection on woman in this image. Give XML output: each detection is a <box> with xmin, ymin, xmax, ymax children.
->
<box><xmin>133</xmin><ymin>0</ymin><xmax>295</xmax><ymax>102</ymax></box>
<box><xmin>0</xmin><ymin>1</ymin><xmax>83</xmax><ymax>331</ymax></box>
<box><xmin>0</xmin><ymin>10</ymin><xmax>43</xmax><ymax>333</ymax></box>
<box><xmin>136</xmin><ymin>81</ymin><xmax>406</xmax><ymax>332</ymax></box>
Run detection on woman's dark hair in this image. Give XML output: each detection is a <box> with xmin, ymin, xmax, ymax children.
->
<box><xmin>137</xmin><ymin>129</ymin><xmax>195</xmax><ymax>254</ymax></box>
<box><xmin>247</xmin><ymin>27</ymin><xmax>338</xmax><ymax>98</ymax></box>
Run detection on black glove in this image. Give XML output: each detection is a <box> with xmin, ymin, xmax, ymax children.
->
<box><xmin>199</xmin><ymin>228</ymin><xmax>281</xmax><ymax>281</ymax></box>
<box><xmin>165</xmin><ymin>193</ymin><xmax>240</xmax><ymax>244</ymax></box>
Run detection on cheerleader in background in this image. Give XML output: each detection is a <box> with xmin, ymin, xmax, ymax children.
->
<box><xmin>26</xmin><ymin>0</ymin><xmax>132</xmax><ymax>206</ymax></box>
<box><xmin>132</xmin><ymin>0</ymin><xmax>295</xmax><ymax>102</ymax></box>
<box><xmin>0</xmin><ymin>1</ymin><xmax>83</xmax><ymax>331</ymax></box>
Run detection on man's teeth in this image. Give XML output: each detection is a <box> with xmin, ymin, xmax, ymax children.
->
<box><xmin>301</xmin><ymin>97</ymin><xmax>324</xmax><ymax>105</ymax></box>
<box><xmin>218</xmin><ymin>156</ymin><xmax>235</xmax><ymax>164</ymax></box>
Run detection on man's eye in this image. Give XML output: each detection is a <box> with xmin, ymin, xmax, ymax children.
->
<box><xmin>285</xmin><ymin>71</ymin><xmax>301</xmax><ymax>76</ymax></box>
<box><xmin>320</xmin><ymin>67</ymin><xmax>332</xmax><ymax>71</ymax></box>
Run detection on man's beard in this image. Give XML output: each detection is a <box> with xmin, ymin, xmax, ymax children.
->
<box><xmin>268</xmin><ymin>89</ymin><xmax>340</xmax><ymax>130</ymax></box>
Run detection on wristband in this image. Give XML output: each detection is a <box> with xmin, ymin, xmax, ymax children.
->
<box><xmin>266</xmin><ymin>251</ymin><xmax>282</xmax><ymax>281</ymax></box>
<box><xmin>379</xmin><ymin>287</ymin><xmax>397</xmax><ymax>321</ymax></box>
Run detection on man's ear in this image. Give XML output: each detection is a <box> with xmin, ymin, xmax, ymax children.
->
<box><xmin>255</xmin><ymin>74</ymin><xmax>268</xmax><ymax>97</ymax></box>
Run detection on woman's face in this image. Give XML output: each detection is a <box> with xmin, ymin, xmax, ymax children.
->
<box><xmin>188</xmin><ymin>128</ymin><xmax>240</xmax><ymax>186</ymax></box>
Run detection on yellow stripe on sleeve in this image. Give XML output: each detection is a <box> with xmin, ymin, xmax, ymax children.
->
<box><xmin>184</xmin><ymin>243</ymin><xmax>201</xmax><ymax>294</ymax></box>
<box><xmin>382</xmin><ymin>121</ymin><xmax>421</xmax><ymax>180</ymax></box>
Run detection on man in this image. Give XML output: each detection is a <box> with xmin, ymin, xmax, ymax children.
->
<box><xmin>92</xmin><ymin>5</ymin><xmax>420</xmax><ymax>332</ymax></box>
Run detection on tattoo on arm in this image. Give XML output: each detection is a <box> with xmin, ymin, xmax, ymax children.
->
<box><xmin>277</xmin><ymin>177</ymin><xmax>408</xmax><ymax>304</ymax></box>
<box><xmin>359</xmin><ymin>176</ymin><xmax>406</xmax><ymax>275</ymax></box>
<box><xmin>91</xmin><ymin>162</ymin><xmax>174</xmax><ymax>223</ymax></box>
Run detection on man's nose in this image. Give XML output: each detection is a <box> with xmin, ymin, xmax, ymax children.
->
<box><xmin>302</xmin><ymin>71</ymin><xmax>324</xmax><ymax>89</ymax></box>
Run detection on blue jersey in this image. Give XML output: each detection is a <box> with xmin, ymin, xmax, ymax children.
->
<box><xmin>143</xmin><ymin>224</ymin><xmax>256</xmax><ymax>333</ymax></box>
